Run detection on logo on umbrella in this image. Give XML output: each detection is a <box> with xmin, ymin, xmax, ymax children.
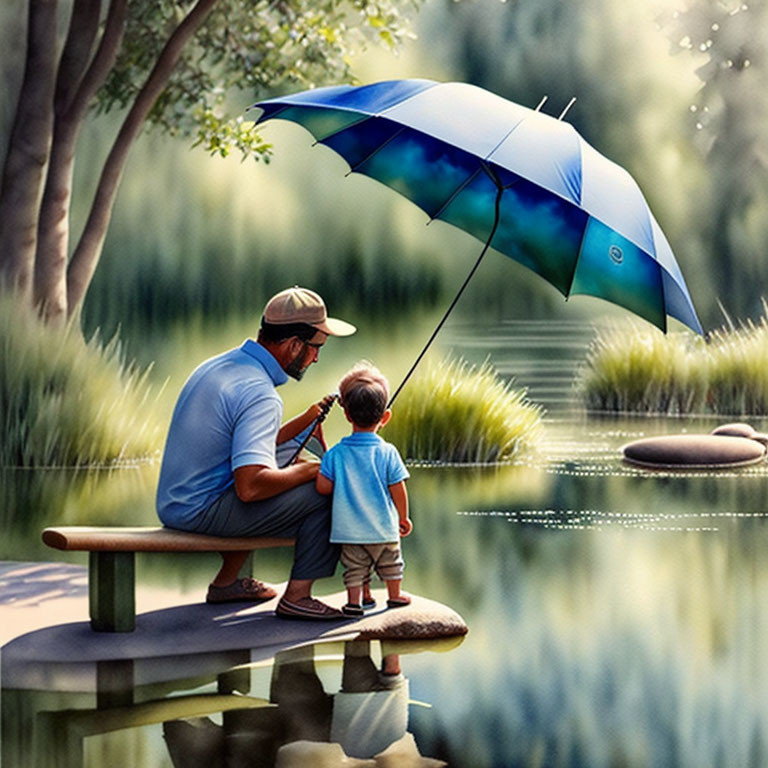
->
<box><xmin>609</xmin><ymin>245</ymin><xmax>624</xmax><ymax>265</ymax></box>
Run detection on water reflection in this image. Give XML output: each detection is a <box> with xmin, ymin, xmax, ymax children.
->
<box><xmin>6</xmin><ymin>320</ymin><xmax>768</xmax><ymax>766</ymax></box>
<box><xmin>0</xmin><ymin>464</ymin><xmax>160</xmax><ymax>561</ymax></box>
<box><xmin>2</xmin><ymin>636</ymin><xmax>459</xmax><ymax>767</ymax></box>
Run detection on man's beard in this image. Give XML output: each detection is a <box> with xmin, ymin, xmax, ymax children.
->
<box><xmin>285</xmin><ymin>351</ymin><xmax>308</xmax><ymax>381</ymax></box>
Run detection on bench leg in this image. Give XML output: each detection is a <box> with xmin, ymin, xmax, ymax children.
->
<box><xmin>89</xmin><ymin>552</ymin><xmax>135</xmax><ymax>632</ymax></box>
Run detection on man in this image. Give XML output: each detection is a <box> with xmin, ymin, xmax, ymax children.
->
<box><xmin>156</xmin><ymin>286</ymin><xmax>356</xmax><ymax>620</ymax></box>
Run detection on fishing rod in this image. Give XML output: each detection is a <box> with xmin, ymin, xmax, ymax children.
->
<box><xmin>287</xmin><ymin>392</ymin><xmax>338</xmax><ymax>464</ymax></box>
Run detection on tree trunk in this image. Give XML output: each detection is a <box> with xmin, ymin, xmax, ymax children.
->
<box><xmin>66</xmin><ymin>0</ymin><xmax>220</xmax><ymax>317</ymax></box>
<box><xmin>35</xmin><ymin>0</ymin><xmax>127</xmax><ymax>324</ymax></box>
<box><xmin>0</xmin><ymin>0</ymin><xmax>58</xmax><ymax>301</ymax></box>
<box><xmin>34</xmin><ymin>116</ymin><xmax>81</xmax><ymax>323</ymax></box>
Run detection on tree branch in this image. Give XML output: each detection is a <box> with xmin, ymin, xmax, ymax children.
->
<box><xmin>54</xmin><ymin>0</ymin><xmax>102</xmax><ymax>116</ymax></box>
<box><xmin>66</xmin><ymin>0</ymin><xmax>128</xmax><ymax>124</ymax></box>
<box><xmin>67</xmin><ymin>0</ymin><xmax>220</xmax><ymax>315</ymax></box>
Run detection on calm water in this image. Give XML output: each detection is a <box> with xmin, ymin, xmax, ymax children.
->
<box><xmin>4</xmin><ymin>319</ymin><xmax>768</xmax><ymax>767</ymax></box>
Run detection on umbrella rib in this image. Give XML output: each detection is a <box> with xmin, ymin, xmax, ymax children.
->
<box><xmin>484</xmin><ymin>117</ymin><xmax>527</xmax><ymax>165</ymax></box>
<box><xmin>428</xmin><ymin>167</ymin><xmax>483</xmax><ymax>223</ymax></box>
<box><xmin>345</xmin><ymin>125</ymin><xmax>407</xmax><ymax>176</ymax></box>
<box><xmin>564</xmin><ymin>229</ymin><xmax>586</xmax><ymax>300</ymax></box>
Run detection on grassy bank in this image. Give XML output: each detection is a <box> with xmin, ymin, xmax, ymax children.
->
<box><xmin>578</xmin><ymin>313</ymin><xmax>768</xmax><ymax>415</ymax></box>
<box><xmin>1</xmin><ymin>294</ymin><xmax>162</xmax><ymax>467</ymax></box>
<box><xmin>382</xmin><ymin>355</ymin><xmax>543</xmax><ymax>463</ymax></box>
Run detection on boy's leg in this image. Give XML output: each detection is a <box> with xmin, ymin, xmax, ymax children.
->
<box><xmin>341</xmin><ymin>545</ymin><xmax>373</xmax><ymax>615</ymax></box>
<box><xmin>373</xmin><ymin>543</ymin><xmax>411</xmax><ymax>607</ymax></box>
<box><xmin>362</xmin><ymin>578</ymin><xmax>375</xmax><ymax>607</ymax></box>
<box><xmin>347</xmin><ymin>584</ymin><xmax>363</xmax><ymax>606</ymax></box>
<box><xmin>381</xmin><ymin>653</ymin><xmax>402</xmax><ymax>676</ymax></box>
<box><xmin>385</xmin><ymin>578</ymin><xmax>403</xmax><ymax>601</ymax></box>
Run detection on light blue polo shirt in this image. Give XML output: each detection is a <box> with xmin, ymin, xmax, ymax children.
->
<box><xmin>156</xmin><ymin>340</ymin><xmax>288</xmax><ymax>529</ymax></box>
<box><xmin>319</xmin><ymin>432</ymin><xmax>410</xmax><ymax>544</ymax></box>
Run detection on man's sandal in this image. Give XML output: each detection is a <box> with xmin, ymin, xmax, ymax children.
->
<box><xmin>206</xmin><ymin>578</ymin><xmax>278</xmax><ymax>604</ymax></box>
<box><xmin>386</xmin><ymin>595</ymin><xmax>412</xmax><ymax>608</ymax></box>
<box><xmin>342</xmin><ymin>603</ymin><xmax>364</xmax><ymax>617</ymax></box>
<box><xmin>275</xmin><ymin>596</ymin><xmax>344</xmax><ymax>620</ymax></box>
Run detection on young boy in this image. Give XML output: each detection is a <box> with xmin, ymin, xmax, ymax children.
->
<box><xmin>316</xmin><ymin>362</ymin><xmax>413</xmax><ymax>618</ymax></box>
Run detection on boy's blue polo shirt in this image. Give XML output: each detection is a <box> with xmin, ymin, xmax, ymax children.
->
<box><xmin>156</xmin><ymin>340</ymin><xmax>287</xmax><ymax>529</ymax></box>
<box><xmin>319</xmin><ymin>432</ymin><xmax>409</xmax><ymax>544</ymax></box>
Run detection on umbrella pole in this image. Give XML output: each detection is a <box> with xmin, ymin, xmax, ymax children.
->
<box><xmin>388</xmin><ymin>182</ymin><xmax>504</xmax><ymax>408</ymax></box>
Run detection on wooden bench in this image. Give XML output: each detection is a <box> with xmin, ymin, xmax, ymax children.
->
<box><xmin>42</xmin><ymin>526</ymin><xmax>294</xmax><ymax>633</ymax></box>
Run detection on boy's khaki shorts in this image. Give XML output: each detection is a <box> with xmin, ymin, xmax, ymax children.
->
<box><xmin>340</xmin><ymin>542</ymin><xmax>404</xmax><ymax>587</ymax></box>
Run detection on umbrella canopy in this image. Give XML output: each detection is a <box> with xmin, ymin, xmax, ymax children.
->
<box><xmin>250</xmin><ymin>78</ymin><xmax>702</xmax><ymax>337</ymax></box>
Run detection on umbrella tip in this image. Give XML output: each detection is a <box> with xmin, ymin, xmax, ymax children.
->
<box><xmin>535</xmin><ymin>95</ymin><xmax>548</xmax><ymax>112</ymax></box>
<box><xmin>558</xmin><ymin>97</ymin><xmax>577</xmax><ymax>120</ymax></box>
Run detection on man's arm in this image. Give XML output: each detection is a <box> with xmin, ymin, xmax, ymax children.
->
<box><xmin>234</xmin><ymin>462</ymin><xmax>320</xmax><ymax>502</ymax></box>
<box><xmin>277</xmin><ymin>394</ymin><xmax>336</xmax><ymax>444</ymax></box>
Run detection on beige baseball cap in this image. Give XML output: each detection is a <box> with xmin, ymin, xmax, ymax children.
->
<box><xmin>263</xmin><ymin>286</ymin><xmax>356</xmax><ymax>337</ymax></box>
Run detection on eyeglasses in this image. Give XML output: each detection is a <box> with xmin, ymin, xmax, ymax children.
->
<box><xmin>301</xmin><ymin>340</ymin><xmax>325</xmax><ymax>350</ymax></box>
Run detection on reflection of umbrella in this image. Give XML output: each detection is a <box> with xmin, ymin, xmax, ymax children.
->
<box><xmin>250</xmin><ymin>79</ymin><xmax>702</xmax><ymax>402</ymax></box>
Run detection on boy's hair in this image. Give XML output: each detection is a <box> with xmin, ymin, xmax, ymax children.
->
<box><xmin>339</xmin><ymin>362</ymin><xmax>390</xmax><ymax>429</ymax></box>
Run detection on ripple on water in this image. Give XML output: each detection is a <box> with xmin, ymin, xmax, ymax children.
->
<box><xmin>456</xmin><ymin>509</ymin><xmax>768</xmax><ymax>532</ymax></box>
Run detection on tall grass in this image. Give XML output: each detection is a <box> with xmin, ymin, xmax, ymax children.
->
<box><xmin>381</xmin><ymin>355</ymin><xmax>543</xmax><ymax>463</ymax></box>
<box><xmin>0</xmin><ymin>293</ymin><xmax>162</xmax><ymax>467</ymax></box>
<box><xmin>578</xmin><ymin>311</ymin><xmax>768</xmax><ymax>415</ymax></box>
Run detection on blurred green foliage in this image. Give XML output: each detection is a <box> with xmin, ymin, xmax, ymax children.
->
<box><xmin>3</xmin><ymin>0</ymin><xmax>768</xmax><ymax>343</ymax></box>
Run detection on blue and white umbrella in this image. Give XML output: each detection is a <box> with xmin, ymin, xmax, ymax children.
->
<box><xmin>250</xmin><ymin>79</ymin><xmax>702</xmax><ymax>401</ymax></box>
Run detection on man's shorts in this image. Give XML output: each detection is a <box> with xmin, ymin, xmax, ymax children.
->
<box><xmin>340</xmin><ymin>542</ymin><xmax>404</xmax><ymax>587</ymax></box>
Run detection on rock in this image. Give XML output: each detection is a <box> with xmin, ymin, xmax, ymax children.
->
<box><xmin>622</xmin><ymin>434</ymin><xmax>766</xmax><ymax>469</ymax></box>
<box><xmin>710</xmin><ymin>422</ymin><xmax>756</xmax><ymax>438</ymax></box>
<box><xmin>356</xmin><ymin>601</ymin><xmax>469</xmax><ymax>642</ymax></box>
<box><xmin>711</xmin><ymin>422</ymin><xmax>768</xmax><ymax>447</ymax></box>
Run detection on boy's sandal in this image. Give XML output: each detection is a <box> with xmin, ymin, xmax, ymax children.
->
<box><xmin>386</xmin><ymin>595</ymin><xmax>412</xmax><ymax>608</ymax></box>
<box><xmin>362</xmin><ymin>596</ymin><xmax>377</xmax><ymax>610</ymax></box>
<box><xmin>275</xmin><ymin>596</ymin><xmax>343</xmax><ymax>620</ymax></box>
<box><xmin>342</xmin><ymin>603</ymin><xmax>364</xmax><ymax>617</ymax></box>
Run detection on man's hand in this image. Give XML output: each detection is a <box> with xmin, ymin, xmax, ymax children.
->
<box><xmin>278</xmin><ymin>394</ymin><xmax>338</xmax><ymax>445</ymax></box>
<box><xmin>399</xmin><ymin>518</ymin><xmax>413</xmax><ymax>536</ymax></box>
<box><xmin>310</xmin><ymin>393</ymin><xmax>338</xmax><ymax>421</ymax></box>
